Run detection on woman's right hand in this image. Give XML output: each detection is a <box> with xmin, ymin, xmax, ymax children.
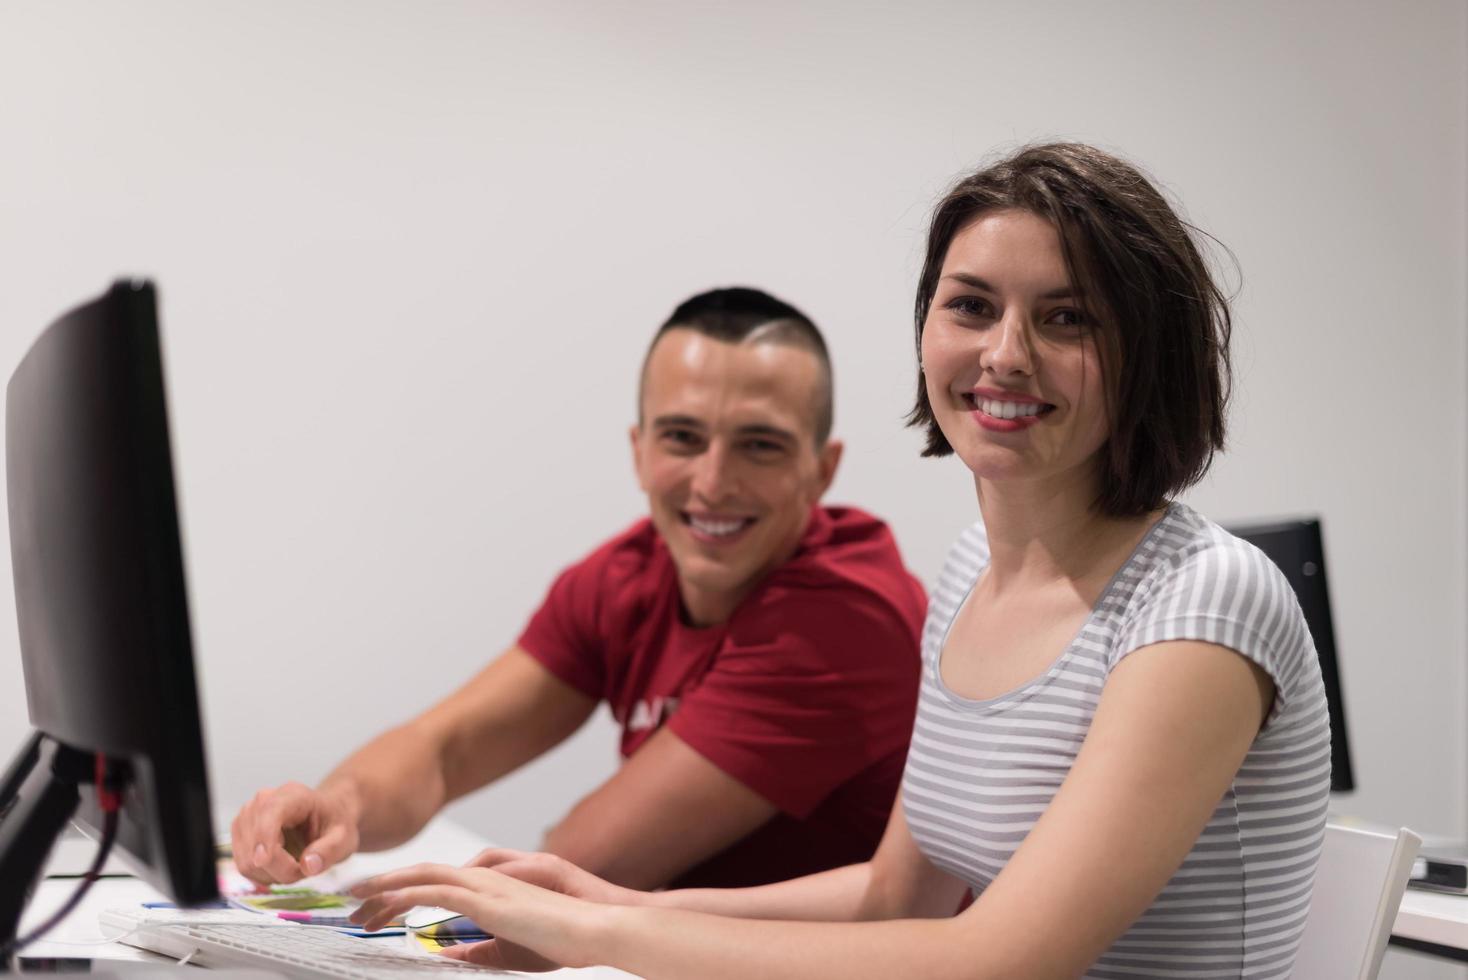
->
<box><xmin>350</xmin><ymin>862</ymin><xmax>621</xmax><ymax>972</ymax></box>
<box><xmin>462</xmin><ymin>848</ymin><xmax>647</xmax><ymax>906</ymax></box>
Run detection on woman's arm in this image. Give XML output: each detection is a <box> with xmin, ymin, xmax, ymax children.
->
<box><xmin>648</xmin><ymin>803</ymin><xmax>968</xmax><ymax>920</ymax></box>
<box><xmin>466</xmin><ymin>800</ymin><xmax>967</xmax><ymax>922</ymax></box>
<box><xmin>353</xmin><ymin>639</ymin><xmax>1273</xmax><ymax>979</ymax></box>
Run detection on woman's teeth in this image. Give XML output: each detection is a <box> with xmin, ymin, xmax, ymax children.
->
<box><xmin>977</xmin><ymin>398</ymin><xmax>1045</xmax><ymax>420</ymax></box>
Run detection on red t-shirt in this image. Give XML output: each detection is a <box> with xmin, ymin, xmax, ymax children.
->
<box><xmin>517</xmin><ymin>505</ymin><xmax>926</xmax><ymax>889</ymax></box>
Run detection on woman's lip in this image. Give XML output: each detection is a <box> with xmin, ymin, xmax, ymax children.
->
<box><xmin>971</xmin><ymin>409</ymin><xmax>1044</xmax><ymax>432</ymax></box>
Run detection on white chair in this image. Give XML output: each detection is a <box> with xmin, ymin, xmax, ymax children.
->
<box><xmin>1293</xmin><ymin>821</ymin><xmax>1422</xmax><ymax>979</ymax></box>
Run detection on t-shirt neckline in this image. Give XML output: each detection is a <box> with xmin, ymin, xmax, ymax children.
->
<box><xmin>931</xmin><ymin>502</ymin><xmax>1178</xmax><ymax>712</ymax></box>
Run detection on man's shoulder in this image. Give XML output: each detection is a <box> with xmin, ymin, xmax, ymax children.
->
<box><xmin>780</xmin><ymin>506</ymin><xmax>920</xmax><ymax>591</ymax></box>
<box><xmin>736</xmin><ymin>506</ymin><xmax>926</xmax><ymax>642</ymax></box>
<box><xmin>541</xmin><ymin>518</ymin><xmax>671</xmax><ymax>617</ymax></box>
<box><xmin>566</xmin><ymin>517</ymin><xmax>664</xmax><ymax>576</ymax></box>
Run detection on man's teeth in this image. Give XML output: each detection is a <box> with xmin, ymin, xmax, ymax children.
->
<box><xmin>978</xmin><ymin>398</ymin><xmax>1044</xmax><ymax>420</ymax></box>
<box><xmin>689</xmin><ymin>516</ymin><xmax>747</xmax><ymax>537</ymax></box>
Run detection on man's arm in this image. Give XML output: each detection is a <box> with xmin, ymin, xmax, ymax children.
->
<box><xmin>543</xmin><ymin>585</ymin><xmax>922</xmax><ymax>891</ymax></box>
<box><xmin>541</xmin><ymin>726</ymin><xmax>778</xmax><ymax>890</ymax></box>
<box><xmin>232</xmin><ymin>646</ymin><xmax>596</xmax><ymax>884</ymax></box>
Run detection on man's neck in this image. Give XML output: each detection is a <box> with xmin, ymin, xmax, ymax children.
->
<box><xmin>674</xmin><ymin>520</ymin><xmax>812</xmax><ymax>628</ymax></box>
<box><xmin>678</xmin><ymin>583</ymin><xmax>752</xmax><ymax>629</ymax></box>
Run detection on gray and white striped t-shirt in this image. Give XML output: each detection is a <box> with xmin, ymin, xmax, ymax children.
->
<box><xmin>901</xmin><ymin>502</ymin><xmax>1330</xmax><ymax>979</ymax></box>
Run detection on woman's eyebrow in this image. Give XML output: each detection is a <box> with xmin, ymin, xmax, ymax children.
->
<box><xmin>942</xmin><ymin>272</ymin><xmax>1077</xmax><ymax>300</ymax></box>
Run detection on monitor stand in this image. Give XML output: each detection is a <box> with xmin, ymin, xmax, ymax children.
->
<box><xmin>0</xmin><ymin>734</ymin><xmax>89</xmax><ymax>967</ymax></box>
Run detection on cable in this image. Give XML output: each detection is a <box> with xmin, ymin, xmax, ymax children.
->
<box><xmin>23</xmin><ymin>925</ymin><xmax>141</xmax><ymax>948</ymax></box>
<box><xmin>0</xmin><ymin>754</ymin><xmax>123</xmax><ymax>960</ymax></box>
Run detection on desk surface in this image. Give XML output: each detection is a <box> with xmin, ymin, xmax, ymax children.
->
<box><xmin>29</xmin><ymin>818</ymin><xmax>1465</xmax><ymax>972</ymax></box>
<box><xmin>22</xmin><ymin>818</ymin><xmax>640</xmax><ymax>979</ymax></box>
<box><xmin>1395</xmin><ymin>887</ymin><xmax>1468</xmax><ymax>952</ymax></box>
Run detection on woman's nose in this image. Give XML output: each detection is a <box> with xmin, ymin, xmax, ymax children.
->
<box><xmin>982</xmin><ymin>313</ymin><xmax>1036</xmax><ymax>376</ymax></box>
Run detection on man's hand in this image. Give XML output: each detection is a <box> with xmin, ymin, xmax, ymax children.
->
<box><xmin>230</xmin><ymin>781</ymin><xmax>360</xmax><ymax>884</ymax></box>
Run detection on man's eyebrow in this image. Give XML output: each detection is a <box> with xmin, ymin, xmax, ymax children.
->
<box><xmin>942</xmin><ymin>272</ymin><xmax>1077</xmax><ymax>301</ymax></box>
<box><xmin>735</xmin><ymin>423</ymin><xmax>798</xmax><ymax>443</ymax></box>
<box><xmin>651</xmin><ymin>414</ymin><xmax>708</xmax><ymax>430</ymax></box>
<box><xmin>651</xmin><ymin>416</ymin><xmax>799</xmax><ymax>444</ymax></box>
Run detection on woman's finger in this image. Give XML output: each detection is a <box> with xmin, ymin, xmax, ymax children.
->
<box><xmin>356</xmin><ymin>884</ymin><xmax>488</xmax><ymax>934</ymax></box>
<box><xmin>442</xmin><ymin>940</ymin><xmax>510</xmax><ymax>968</ymax></box>
<box><xmin>463</xmin><ymin>847</ymin><xmax>528</xmax><ymax>869</ymax></box>
<box><xmin>443</xmin><ymin>937</ymin><xmax>559</xmax><ymax>973</ymax></box>
<box><xmin>349</xmin><ymin>862</ymin><xmax>467</xmax><ymax>898</ymax></box>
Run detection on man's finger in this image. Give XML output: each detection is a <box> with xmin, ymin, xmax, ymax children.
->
<box><xmin>253</xmin><ymin>841</ymin><xmax>304</xmax><ymax>884</ymax></box>
<box><xmin>301</xmin><ymin>823</ymin><xmax>355</xmax><ymax>878</ymax></box>
<box><xmin>251</xmin><ymin>787</ymin><xmax>317</xmax><ymax>845</ymax></box>
<box><xmin>230</xmin><ymin>809</ymin><xmax>266</xmax><ymax>882</ymax></box>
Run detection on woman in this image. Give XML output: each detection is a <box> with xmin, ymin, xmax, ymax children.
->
<box><xmin>350</xmin><ymin>143</ymin><xmax>1331</xmax><ymax>979</ymax></box>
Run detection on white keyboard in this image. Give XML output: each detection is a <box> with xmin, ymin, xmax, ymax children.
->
<box><xmin>99</xmin><ymin>907</ymin><xmax>497</xmax><ymax>978</ymax></box>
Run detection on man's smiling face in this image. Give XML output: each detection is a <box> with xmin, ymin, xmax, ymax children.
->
<box><xmin>631</xmin><ymin>328</ymin><xmax>841</xmax><ymax>627</ymax></box>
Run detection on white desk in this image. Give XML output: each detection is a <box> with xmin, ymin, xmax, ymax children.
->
<box><xmin>26</xmin><ymin>820</ymin><xmax>1468</xmax><ymax>972</ymax></box>
<box><xmin>20</xmin><ymin>817</ymin><xmax>641</xmax><ymax>978</ymax></box>
<box><xmin>1393</xmin><ymin>889</ymin><xmax>1468</xmax><ymax>963</ymax></box>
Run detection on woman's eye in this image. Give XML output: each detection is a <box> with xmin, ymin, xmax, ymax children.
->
<box><xmin>947</xmin><ymin>296</ymin><xmax>993</xmax><ymax>319</ymax></box>
<box><xmin>1046</xmin><ymin>308</ymin><xmax>1089</xmax><ymax>331</ymax></box>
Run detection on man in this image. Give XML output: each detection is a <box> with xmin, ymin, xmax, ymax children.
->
<box><xmin>231</xmin><ymin>288</ymin><xmax>926</xmax><ymax>890</ymax></box>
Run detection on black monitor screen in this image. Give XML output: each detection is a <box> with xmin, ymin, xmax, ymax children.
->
<box><xmin>1228</xmin><ymin>518</ymin><xmax>1355</xmax><ymax>793</ymax></box>
<box><xmin>3</xmin><ymin>280</ymin><xmax>217</xmax><ymax>911</ymax></box>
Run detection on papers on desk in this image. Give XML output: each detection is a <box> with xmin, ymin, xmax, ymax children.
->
<box><xmin>225</xmin><ymin>888</ymin><xmax>405</xmax><ymax>935</ymax></box>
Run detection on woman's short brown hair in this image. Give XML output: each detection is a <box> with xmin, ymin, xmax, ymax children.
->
<box><xmin>907</xmin><ymin>143</ymin><xmax>1232</xmax><ymax>518</ymax></box>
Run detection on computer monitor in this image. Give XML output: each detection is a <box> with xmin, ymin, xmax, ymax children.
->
<box><xmin>0</xmin><ymin>280</ymin><xmax>219</xmax><ymax>957</ymax></box>
<box><xmin>1227</xmin><ymin>517</ymin><xmax>1355</xmax><ymax>793</ymax></box>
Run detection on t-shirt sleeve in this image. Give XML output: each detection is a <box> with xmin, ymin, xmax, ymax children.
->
<box><xmin>1112</xmin><ymin>539</ymin><xmax>1316</xmax><ymax>728</ymax></box>
<box><xmin>667</xmin><ymin>588</ymin><xmax>921</xmax><ymax>819</ymax></box>
<box><xmin>517</xmin><ymin>556</ymin><xmax>609</xmax><ymax>700</ymax></box>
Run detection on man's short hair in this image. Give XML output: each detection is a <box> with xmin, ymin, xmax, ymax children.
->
<box><xmin>640</xmin><ymin>287</ymin><xmax>834</xmax><ymax>445</ymax></box>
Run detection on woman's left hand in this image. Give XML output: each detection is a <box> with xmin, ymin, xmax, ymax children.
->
<box><xmin>349</xmin><ymin>863</ymin><xmax>605</xmax><ymax>971</ymax></box>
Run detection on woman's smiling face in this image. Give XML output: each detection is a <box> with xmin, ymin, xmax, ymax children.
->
<box><xmin>921</xmin><ymin>209</ymin><xmax>1112</xmax><ymax>491</ymax></box>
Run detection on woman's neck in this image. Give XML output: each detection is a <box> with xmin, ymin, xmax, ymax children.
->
<box><xmin>975</xmin><ymin>468</ymin><xmax>1161</xmax><ymax>593</ymax></box>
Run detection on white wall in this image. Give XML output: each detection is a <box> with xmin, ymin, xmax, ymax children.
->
<box><xmin>1</xmin><ymin>2</ymin><xmax>1463</xmax><ymax>975</ymax></box>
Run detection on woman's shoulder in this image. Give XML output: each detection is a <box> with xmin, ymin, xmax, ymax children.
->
<box><xmin>1131</xmin><ymin>504</ymin><xmax>1285</xmax><ymax>588</ymax></box>
<box><xmin>1117</xmin><ymin>502</ymin><xmax>1315</xmax><ymax>673</ymax></box>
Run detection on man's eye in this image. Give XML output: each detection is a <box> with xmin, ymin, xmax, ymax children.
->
<box><xmin>660</xmin><ymin>430</ymin><xmax>702</xmax><ymax>448</ymax></box>
<box><xmin>744</xmin><ymin>439</ymin><xmax>785</xmax><ymax>455</ymax></box>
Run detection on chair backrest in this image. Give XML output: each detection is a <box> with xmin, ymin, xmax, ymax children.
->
<box><xmin>1293</xmin><ymin>822</ymin><xmax>1422</xmax><ymax>980</ymax></box>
